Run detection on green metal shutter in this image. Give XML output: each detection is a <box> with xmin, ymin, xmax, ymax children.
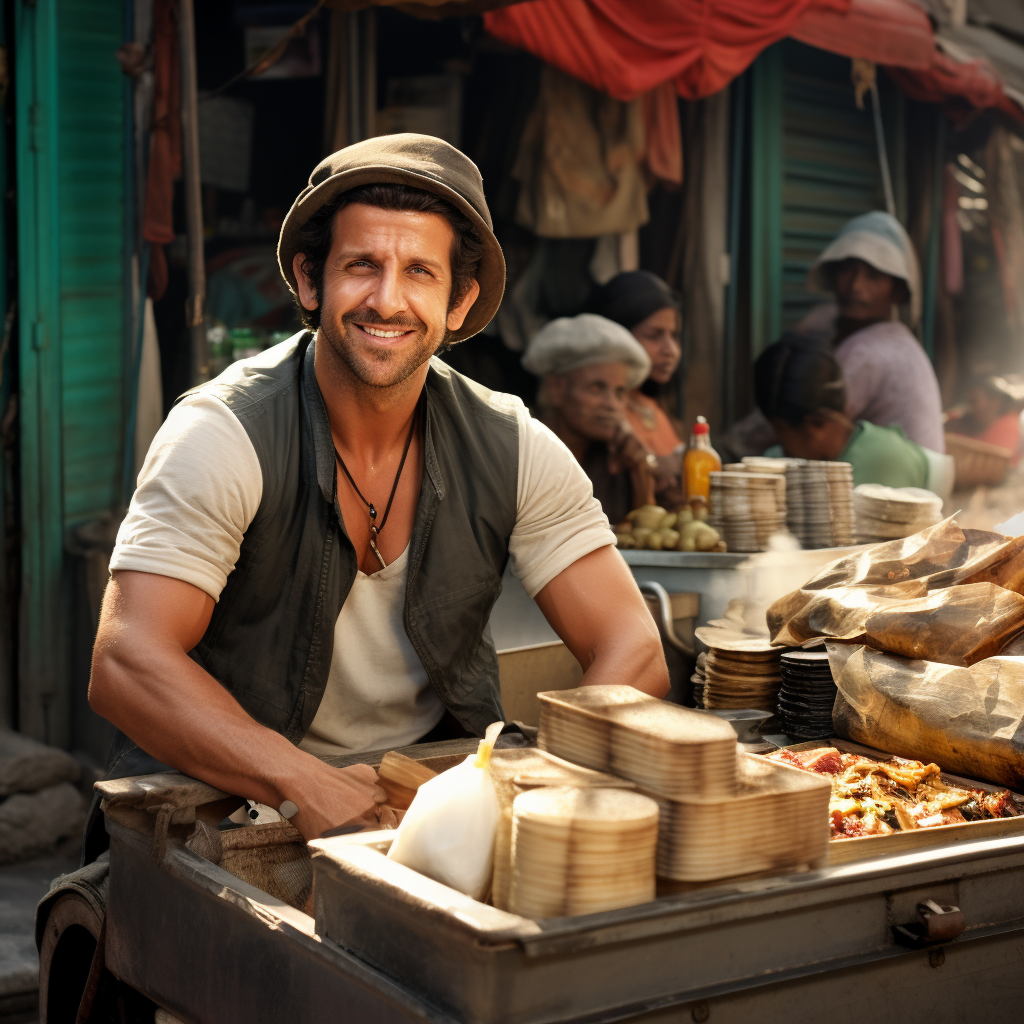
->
<box><xmin>58</xmin><ymin>1</ymin><xmax>126</xmax><ymax>526</ymax></box>
<box><xmin>16</xmin><ymin>0</ymin><xmax>125</xmax><ymax>743</ymax></box>
<box><xmin>749</xmin><ymin>40</ymin><xmax>905</xmax><ymax>354</ymax></box>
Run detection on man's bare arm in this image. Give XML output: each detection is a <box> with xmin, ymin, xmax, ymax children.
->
<box><xmin>534</xmin><ymin>546</ymin><xmax>669</xmax><ymax>697</ymax></box>
<box><xmin>89</xmin><ymin>570</ymin><xmax>384</xmax><ymax>840</ymax></box>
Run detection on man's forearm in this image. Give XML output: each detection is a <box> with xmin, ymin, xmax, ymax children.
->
<box><xmin>90</xmin><ymin>639</ymin><xmax>321</xmax><ymax>811</ymax></box>
<box><xmin>579</xmin><ymin>630</ymin><xmax>668</xmax><ymax>697</ymax></box>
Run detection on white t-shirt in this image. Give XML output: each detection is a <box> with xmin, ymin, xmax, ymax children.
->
<box><xmin>110</xmin><ymin>389</ymin><xmax>615</xmax><ymax>755</ymax></box>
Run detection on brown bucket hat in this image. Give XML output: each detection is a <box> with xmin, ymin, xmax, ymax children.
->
<box><xmin>278</xmin><ymin>133</ymin><xmax>505</xmax><ymax>342</ymax></box>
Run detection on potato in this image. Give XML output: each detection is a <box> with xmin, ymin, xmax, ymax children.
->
<box><xmin>631</xmin><ymin>527</ymin><xmax>653</xmax><ymax>548</ymax></box>
<box><xmin>659</xmin><ymin>528</ymin><xmax>680</xmax><ymax>549</ymax></box>
<box><xmin>694</xmin><ymin>524</ymin><xmax>721</xmax><ymax>551</ymax></box>
<box><xmin>615</xmin><ymin>532</ymin><xmax>635</xmax><ymax>549</ymax></box>
<box><xmin>624</xmin><ymin>508</ymin><xmax>641</xmax><ymax>523</ymax></box>
<box><xmin>632</xmin><ymin>505</ymin><xmax>667</xmax><ymax>531</ymax></box>
<box><xmin>647</xmin><ymin>531</ymin><xmax>664</xmax><ymax>550</ymax></box>
<box><xmin>678</xmin><ymin>532</ymin><xmax>697</xmax><ymax>552</ymax></box>
<box><xmin>692</xmin><ymin>504</ymin><xmax>708</xmax><ymax>522</ymax></box>
<box><xmin>614</xmin><ymin>519</ymin><xmax>633</xmax><ymax>534</ymax></box>
<box><xmin>657</xmin><ymin>512</ymin><xmax>678</xmax><ymax>531</ymax></box>
<box><xmin>676</xmin><ymin>508</ymin><xmax>694</xmax><ymax>525</ymax></box>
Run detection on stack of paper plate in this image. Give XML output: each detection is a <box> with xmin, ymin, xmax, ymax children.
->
<box><xmin>648</xmin><ymin>754</ymin><xmax>830</xmax><ymax>881</ymax></box>
<box><xmin>537</xmin><ymin>685</ymin><xmax>739</xmax><ymax>799</ymax></box>
<box><xmin>694</xmin><ymin>624</ymin><xmax>785</xmax><ymax>713</ymax></box>
<box><xmin>853</xmin><ymin>484</ymin><xmax>943</xmax><ymax>542</ymax></box>
<box><xmin>691</xmin><ymin>652</ymin><xmax>707</xmax><ymax>709</ymax></box>
<box><xmin>785</xmin><ymin>460</ymin><xmax>854</xmax><ymax>548</ymax></box>
<box><xmin>508</xmin><ymin>787</ymin><xmax>659</xmax><ymax>919</ymax></box>
<box><xmin>708</xmin><ymin>471</ymin><xmax>787</xmax><ymax>553</ymax></box>
<box><xmin>488</xmin><ymin>749</ymin><xmax>629</xmax><ymax>912</ymax></box>
<box><xmin>776</xmin><ymin>650</ymin><xmax>836</xmax><ymax>739</ymax></box>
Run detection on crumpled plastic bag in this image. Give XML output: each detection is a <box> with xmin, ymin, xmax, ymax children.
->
<box><xmin>387</xmin><ymin>721</ymin><xmax>503</xmax><ymax>901</ymax></box>
<box><xmin>829</xmin><ymin>643</ymin><xmax>1024</xmax><ymax>790</ymax></box>
<box><xmin>767</xmin><ymin>518</ymin><xmax>1024</xmax><ymax>666</ymax></box>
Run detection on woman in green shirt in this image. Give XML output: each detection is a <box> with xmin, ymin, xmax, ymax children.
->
<box><xmin>754</xmin><ymin>335</ymin><xmax>928</xmax><ymax>489</ymax></box>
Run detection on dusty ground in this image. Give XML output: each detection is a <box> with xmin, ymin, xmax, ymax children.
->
<box><xmin>0</xmin><ymin>856</ymin><xmax>77</xmax><ymax>1024</ymax></box>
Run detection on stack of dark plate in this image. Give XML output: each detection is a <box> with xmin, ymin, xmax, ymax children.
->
<box><xmin>776</xmin><ymin>650</ymin><xmax>837</xmax><ymax>739</ymax></box>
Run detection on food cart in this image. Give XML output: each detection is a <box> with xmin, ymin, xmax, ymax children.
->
<box><xmin>40</xmin><ymin>530</ymin><xmax>1024</xmax><ymax>1022</ymax></box>
<box><xmin>44</xmin><ymin>742</ymin><xmax>1024</xmax><ymax>1024</ymax></box>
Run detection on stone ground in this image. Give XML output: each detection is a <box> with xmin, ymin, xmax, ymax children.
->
<box><xmin>0</xmin><ymin>855</ymin><xmax>78</xmax><ymax>1024</ymax></box>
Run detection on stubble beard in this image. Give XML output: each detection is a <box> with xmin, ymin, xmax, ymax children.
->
<box><xmin>318</xmin><ymin>301</ymin><xmax>447</xmax><ymax>391</ymax></box>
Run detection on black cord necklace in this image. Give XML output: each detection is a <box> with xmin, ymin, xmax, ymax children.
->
<box><xmin>335</xmin><ymin>397</ymin><xmax>421</xmax><ymax>570</ymax></box>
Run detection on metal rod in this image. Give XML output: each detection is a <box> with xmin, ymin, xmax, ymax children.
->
<box><xmin>179</xmin><ymin>0</ymin><xmax>207</xmax><ymax>383</ymax></box>
<box><xmin>870</xmin><ymin>81</ymin><xmax>896</xmax><ymax>218</ymax></box>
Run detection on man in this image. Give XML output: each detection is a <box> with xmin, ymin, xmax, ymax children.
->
<box><xmin>88</xmin><ymin>135</ymin><xmax>668</xmax><ymax>847</ymax></box>
<box><xmin>725</xmin><ymin>212</ymin><xmax>944</xmax><ymax>458</ymax></box>
<box><xmin>521</xmin><ymin>313</ymin><xmax>656</xmax><ymax>524</ymax></box>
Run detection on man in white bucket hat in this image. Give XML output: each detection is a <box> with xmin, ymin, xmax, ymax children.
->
<box><xmin>799</xmin><ymin>211</ymin><xmax>943</xmax><ymax>453</ymax></box>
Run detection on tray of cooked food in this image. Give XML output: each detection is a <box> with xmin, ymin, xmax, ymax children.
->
<box><xmin>767</xmin><ymin>738</ymin><xmax>1024</xmax><ymax>863</ymax></box>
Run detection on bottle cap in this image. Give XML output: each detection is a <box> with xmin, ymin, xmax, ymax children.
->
<box><xmin>692</xmin><ymin>417</ymin><xmax>710</xmax><ymax>435</ymax></box>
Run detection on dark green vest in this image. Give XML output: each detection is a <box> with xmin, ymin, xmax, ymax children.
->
<box><xmin>104</xmin><ymin>332</ymin><xmax>519</xmax><ymax>780</ymax></box>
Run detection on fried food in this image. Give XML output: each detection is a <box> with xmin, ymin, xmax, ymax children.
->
<box><xmin>767</xmin><ymin>746</ymin><xmax>1021</xmax><ymax>840</ymax></box>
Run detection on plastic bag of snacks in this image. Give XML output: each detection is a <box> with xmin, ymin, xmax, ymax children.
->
<box><xmin>387</xmin><ymin>721</ymin><xmax>503</xmax><ymax>900</ymax></box>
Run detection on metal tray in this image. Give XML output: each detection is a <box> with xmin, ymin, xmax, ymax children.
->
<box><xmin>782</xmin><ymin>738</ymin><xmax>1024</xmax><ymax>864</ymax></box>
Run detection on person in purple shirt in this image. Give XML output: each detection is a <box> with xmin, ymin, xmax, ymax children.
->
<box><xmin>726</xmin><ymin>212</ymin><xmax>945</xmax><ymax>458</ymax></box>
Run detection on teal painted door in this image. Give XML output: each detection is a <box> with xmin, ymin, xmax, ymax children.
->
<box><xmin>749</xmin><ymin>41</ymin><xmax>905</xmax><ymax>355</ymax></box>
<box><xmin>16</xmin><ymin>0</ymin><xmax>125</xmax><ymax>744</ymax></box>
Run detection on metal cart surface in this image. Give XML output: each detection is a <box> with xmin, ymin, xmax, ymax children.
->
<box><xmin>89</xmin><ymin>743</ymin><xmax>1024</xmax><ymax>1024</ymax></box>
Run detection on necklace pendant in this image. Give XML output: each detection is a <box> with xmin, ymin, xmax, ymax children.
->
<box><xmin>368</xmin><ymin>535</ymin><xmax>387</xmax><ymax>570</ymax></box>
<box><xmin>368</xmin><ymin>504</ymin><xmax>377</xmax><ymax>521</ymax></box>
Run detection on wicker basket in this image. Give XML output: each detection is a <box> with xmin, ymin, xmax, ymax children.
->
<box><xmin>944</xmin><ymin>432</ymin><xmax>1014</xmax><ymax>488</ymax></box>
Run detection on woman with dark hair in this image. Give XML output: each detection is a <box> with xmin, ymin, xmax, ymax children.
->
<box><xmin>755</xmin><ymin>335</ymin><xmax>929</xmax><ymax>489</ymax></box>
<box><xmin>590</xmin><ymin>270</ymin><xmax>683</xmax><ymax>456</ymax></box>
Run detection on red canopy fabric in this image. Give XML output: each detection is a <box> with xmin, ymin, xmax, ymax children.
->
<box><xmin>790</xmin><ymin>0</ymin><xmax>933</xmax><ymax>69</ymax></box>
<box><xmin>483</xmin><ymin>0</ymin><xmax>1023</xmax><ymax>119</ymax></box>
<box><xmin>483</xmin><ymin>0</ymin><xmax>850</xmax><ymax>102</ymax></box>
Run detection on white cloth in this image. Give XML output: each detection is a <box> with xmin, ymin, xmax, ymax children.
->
<box><xmin>111</xmin><ymin>388</ymin><xmax>615</xmax><ymax>755</ymax></box>
<box><xmin>298</xmin><ymin>545</ymin><xmax>444</xmax><ymax>756</ymax></box>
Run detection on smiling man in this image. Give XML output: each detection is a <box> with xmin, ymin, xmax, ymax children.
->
<box><xmin>87</xmin><ymin>135</ymin><xmax>667</xmax><ymax>848</ymax></box>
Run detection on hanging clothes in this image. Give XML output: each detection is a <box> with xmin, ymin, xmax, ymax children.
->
<box><xmin>512</xmin><ymin>64</ymin><xmax>649</xmax><ymax>238</ymax></box>
<box><xmin>143</xmin><ymin>0</ymin><xmax>182</xmax><ymax>301</ymax></box>
<box><xmin>642</xmin><ymin>81</ymin><xmax>683</xmax><ymax>187</ymax></box>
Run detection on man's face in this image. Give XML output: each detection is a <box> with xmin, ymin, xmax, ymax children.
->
<box><xmin>549</xmin><ymin>363</ymin><xmax>630</xmax><ymax>442</ymax></box>
<box><xmin>832</xmin><ymin>258</ymin><xmax>901</xmax><ymax>323</ymax></box>
<box><xmin>293</xmin><ymin>203</ymin><xmax>479</xmax><ymax>389</ymax></box>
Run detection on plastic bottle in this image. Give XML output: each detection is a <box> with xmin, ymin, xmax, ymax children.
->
<box><xmin>683</xmin><ymin>416</ymin><xmax>722</xmax><ymax>504</ymax></box>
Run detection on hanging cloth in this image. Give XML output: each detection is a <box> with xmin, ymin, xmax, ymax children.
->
<box><xmin>512</xmin><ymin>64</ymin><xmax>649</xmax><ymax>238</ymax></box>
<box><xmin>143</xmin><ymin>0</ymin><xmax>182</xmax><ymax>301</ymax></box>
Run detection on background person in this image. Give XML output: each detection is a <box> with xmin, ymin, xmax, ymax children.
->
<box><xmin>522</xmin><ymin>313</ymin><xmax>656</xmax><ymax>524</ymax></box>
<box><xmin>591</xmin><ymin>270</ymin><xmax>684</xmax><ymax>506</ymax></box>
<box><xmin>725</xmin><ymin>211</ymin><xmax>944</xmax><ymax>458</ymax></box>
<box><xmin>755</xmin><ymin>335</ymin><xmax>930</xmax><ymax>489</ymax></box>
<box><xmin>946</xmin><ymin>374</ymin><xmax>1024</xmax><ymax>462</ymax></box>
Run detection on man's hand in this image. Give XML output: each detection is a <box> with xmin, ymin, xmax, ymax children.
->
<box><xmin>534</xmin><ymin>546</ymin><xmax>669</xmax><ymax>697</ymax></box>
<box><xmin>289</xmin><ymin>763</ymin><xmax>388</xmax><ymax>841</ymax></box>
<box><xmin>90</xmin><ymin>570</ymin><xmax>386</xmax><ymax>841</ymax></box>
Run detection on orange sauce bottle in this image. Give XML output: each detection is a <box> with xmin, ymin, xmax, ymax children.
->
<box><xmin>683</xmin><ymin>416</ymin><xmax>722</xmax><ymax>504</ymax></box>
